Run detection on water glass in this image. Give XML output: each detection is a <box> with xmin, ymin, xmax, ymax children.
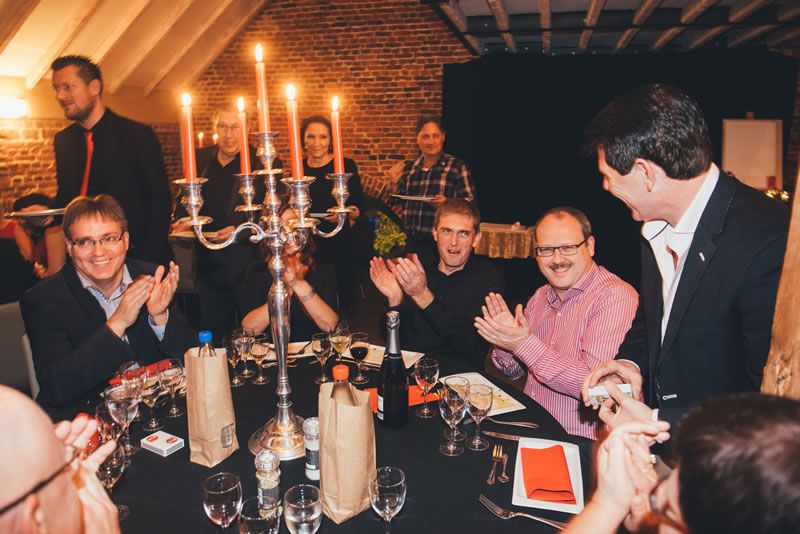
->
<box><xmin>234</xmin><ymin>328</ymin><xmax>256</xmax><ymax>378</ymax></box>
<box><xmin>350</xmin><ymin>332</ymin><xmax>370</xmax><ymax>385</ymax></box>
<box><xmin>465</xmin><ymin>384</ymin><xmax>493</xmax><ymax>451</ymax></box>
<box><xmin>140</xmin><ymin>374</ymin><xmax>164</xmax><ymax>432</ymax></box>
<box><xmin>250</xmin><ymin>333</ymin><xmax>272</xmax><ymax>385</ymax></box>
<box><xmin>224</xmin><ymin>335</ymin><xmax>246</xmax><ymax>387</ymax></box>
<box><xmin>161</xmin><ymin>359</ymin><xmax>185</xmax><ymax>418</ymax></box>
<box><xmin>203</xmin><ymin>472</ymin><xmax>243</xmax><ymax>529</ymax></box>
<box><xmin>96</xmin><ymin>443</ymin><xmax>129</xmax><ymax>521</ymax></box>
<box><xmin>283</xmin><ymin>484</ymin><xmax>322</xmax><ymax>534</ymax></box>
<box><xmin>104</xmin><ymin>384</ymin><xmax>140</xmax><ymax>456</ymax></box>
<box><xmin>413</xmin><ymin>358</ymin><xmax>439</xmax><ymax>418</ymax></box>
<box><xmin>438</xmin><ymin>387</ymin><xmax>466</xmax><ymax>456</ymax></box>
<box><xmin>442</xmin><ymin>376</ymin><xmax>469</xmax><ymax>442</ymax></box>
<box><xmin>238</xmin><ymin>496</ymin><xmax>280</xmax><ymax>534</ymax></box>
<box><xmin>311</xmin><ymin>333</ymin><xmax>332</xmax><ymax>384</ymax></box>
<box><xmin>369</xmin><ymin>466</ymin><xmax>407</xmax><ymax>531</ymax></box>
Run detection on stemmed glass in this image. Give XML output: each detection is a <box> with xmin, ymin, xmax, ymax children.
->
<box><xmin>438</xmin><ymin>386</ymin><xmax>466</xmax><ymax>456</ymax></box>
<box><xmin>96</xmin><ymin>442</ymin><xmax>130</xmax><ymax>521</ymax></box>
<box><xmin>104</xmin><ymin>384</ymin><xmax>140</xmax><ymax>457</ymax></box>
<box><xmin>414</xmin><ymin>358</ymin><xmax>439</xmax><ymax>418</ymax></box>
<box><xmin>283</xmin><ymin>484</ymin><xmax>322</xmax><ymax>534</ymax></box>
<box><xmin>234</xmin><ymin>328</ymin><xmax>256</xmax><ymax>378</ymax></box>
<box><xmin>250</xmin><ymin>333</ymin><xmax>272</xmax><ymax>385</ymax></box>
<box><xmin>369</xmin><ymin>466</ymin><xmax>407</xmax><ymax>532</ymax></box>
<box><xmin>95</xmin><ymin>403</ymin><xmax>122</xmax><ymax>444</ymax></box>
<box><xmin>202</xmin><ymin>472</ymin><xmax>243</xmax><ymax>529</ymax></box>
<box><xmin>350</xmin><ymin>332</ymin><xmax>370</xmax><ymax>385</ymax></box>
<box><xmin>223</xmin><ymin>335</ymin><xmax>245</xmax><ymax>388</ymax></box>
<box><xmin>465</xmin><ymin>384</ymin><xmax>493</xmax><ymax>451</ymax></box>
<box><xmin>238</xmin><ymin>496</ymin><xmax>280</xmax><ymax>533</ymax></box>
<box><xmin>119</xmin><ymin>361</ymin><xmax>146</xmax><ymax>421</ymax></box>
<box><xmin>161</xmin><ymin>359</ymin><xmax>185</xmax><ymax>418</ymax></box>
<box><xmin>312</xmin><ymin>333</ymin><xmax>332</xmax><ymax>384</ymax></box>
<box><xmin>442</xmin><ymin>376</ymin><xmax>469</xmax><ymax>442</ymax></box>
<box><xmin>140</xmin><ymin>373</ymin><xmax>164</xmax><ymax>432</ymax></box>
<box><xmin>329</xmin><ymin>322</ymin><xmax>351</xmax><ymax>362</ymax></box>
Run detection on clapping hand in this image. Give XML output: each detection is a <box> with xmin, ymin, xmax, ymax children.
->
<box><xmin>283</xmin><ymin>252</ymin><xmax>309</xmax><ymax>289</ymax></box>
<box><xmin>147</xmin><ymin>262</ymin><xmax>179</xmax><ymax>325</ymax></box>
<box><xmin>370</xmin><ymin>257</ymin><xmax>403</xmax><ymax>307</ymax></box>
<box><xmin>390</xmin><ymin>254</ymin><xmax>433</xmax><ymax>307</ymax></box>
<box><xmin>474</xmin><ymin>292</ymin><xmax>530</xmax><ymax>352</ymax></box>
<box><xmin>107</xmin><ymin>275</ymin><xmax>154</xmax><ymax>338</ymax></box>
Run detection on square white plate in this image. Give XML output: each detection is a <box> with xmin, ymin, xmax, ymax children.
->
<box><xmin>441</xmin><ymin>372</ymin><xmax>525</xmax><ymax>416</ymax></box>
<box><xmin>512</xmin><ymin>438</ymin><xmax>584</xmax><ymax>514</ymax></box>
<box><xmin>264</xmin><ymin>341</ymin><xmax>315</xmax><ymax>361</ymax></box>
<box><xmin>343</xmin><ymin>344</ymin><xmax>423</xmax><ymax>369</ymax></box>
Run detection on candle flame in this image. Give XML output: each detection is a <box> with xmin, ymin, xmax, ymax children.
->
<box><xmin>332</xmin><ymin>96</ymin><xmax>339</xmax><ymax>112</ymax></box>
<box><xmin>255</xmin><ymin>44</ymin><xmax>263</xmax><ymax>63</ymax></box>
<box><xmin>286</xmin><ymin>84</ymin><xmax>296</xmax><ymax>101</ymax></box>
<box><xmin>181</xmin><ymin>93</ymin><xmax>191</xmax><ymax>107</ymax></box>
<box><xmin>198</xmin><ymin>132</ymin><xmax>204</xmax><ymax>140</ymax></box>
<box><xmin>237</xmin><ymin>96</ymin><xmax>245</xmax><ymax>113</ymax></box>
<box><xmin>212</xmin><ymin>133</ymin><xmax>219</xmax><ymax>144</ymax></box>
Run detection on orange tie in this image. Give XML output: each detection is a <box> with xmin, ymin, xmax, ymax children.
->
<box><xmin>79</xmin><ymin>130</ymin><xmax>94</xmax><ymax>196</ymax></box>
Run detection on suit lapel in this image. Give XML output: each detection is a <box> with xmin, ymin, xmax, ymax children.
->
<box><xmin>640</xmin><ymin>238</ymin><xmax>664</xmax><ymax>403</ymax></box>
<box><xmin>63</xmin><ymin>263</ymin><xmax>108</xmax><ymax>325</ymax></box>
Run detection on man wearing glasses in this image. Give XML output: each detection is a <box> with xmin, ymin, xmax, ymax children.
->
<box><xmin>21</xmin><ymin>195</ymin><xmax>195</xmax><ymax>409</ymax></box>
<box><xmin>475</xmin><ymin>207</ymin><xmax>637</xmax><ymax>439</ymax></box>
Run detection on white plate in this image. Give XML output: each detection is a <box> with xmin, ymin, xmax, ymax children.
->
<box><xmin>390</xmin><ymin>194</ymin><xmax>435</xmax><ymax>202</ymax></box>
<box><xmin>512</xmin><ymin>438</ymin><xmax>584</xmax><ymax>514</ymax></box>
<box><xmin>441</xmin><ymin>372</ymin><xmax>525</xmax><ymax>416</ymax></box>
<box><xmin>340</xmin><ymin>344</ymin><xmax>423</xmax><ymax>369</ymax></box>
<box><xmin>263</xmin><ymin>341</ymin><xmax>316</xmax><ymax>361</ymax></box>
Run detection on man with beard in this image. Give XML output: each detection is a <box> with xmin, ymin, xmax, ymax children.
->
<box><xmin>370</xmin><ymin>199</ymin><xmax>503</xmax><ymax>372</ymax></box>
<box><xmin>474</xmin><ymin>207</ymin><xmax>637</xmax><ymax>439</ymax></box>
<box><xmin>49</xmin><ymin>55</ymin><xmax>173</xmax><ymax>267</ymax></box>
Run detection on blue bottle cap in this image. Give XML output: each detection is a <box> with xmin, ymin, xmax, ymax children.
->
<box><xmin>198</xmin><ymin>330</ymin><xmax>212</xmax><ymax>344</ymax></box>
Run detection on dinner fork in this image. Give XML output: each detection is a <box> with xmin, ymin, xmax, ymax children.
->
<box><xmin>486</xmin><ymin>444</ymin><xmax>502</xmax><ymax>485</ymax></box>
<box><xmin>478</xmin><ymin>494</ymin><xmax>568</xmax><ymax>530</ymax></box>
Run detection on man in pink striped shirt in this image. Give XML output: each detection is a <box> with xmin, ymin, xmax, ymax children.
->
<box><xmin>475</xmin><ymin>207</ymin><xmax>637</xmax><ymax>439</ymax></box>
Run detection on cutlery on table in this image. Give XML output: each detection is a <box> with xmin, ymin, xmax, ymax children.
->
<box><xmin>288</xmin><ymin>341</ymin><xmax>312</xmax><ymax>356</ymax></box>
<box><xmin>464</xmin><ymin>416</ymin><xmax>539</xmax><ymax>429</ymax></box>
<box><xmin>498</xmin><ymin>453</ymin><xmax>510</xmax><ymax>484</ymax></box>
<box><xmin>483</xmin><ymin>430</ymin><xmax>528</xmax><ymax>442</ymax></box>
<box><xmin>479</xmin><ymin>494</ymin><xmax>568</xmax><ymax>530</ymax></box>
<box><xmin>486</xmin><ymin>444</ymin><xmax>502</xmax><ymax>485</ymax></box>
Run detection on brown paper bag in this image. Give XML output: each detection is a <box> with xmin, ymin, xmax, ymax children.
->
<box><xmin>185</xmin><ymin>347</ymin><xmax>239</xmax><ymax>466</ymax></box>
<box><xmin>318</xmin><ymin>382</ymin><xmax>376</xmax><ymax>524</ymax></box>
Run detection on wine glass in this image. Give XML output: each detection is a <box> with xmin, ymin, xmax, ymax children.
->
<box><xmin>283</xmin><ymin>484</ymin><xmax>322</xmax><ymax>534</ymax></box>
<box><xmin>349</xmin><ymin>332</ymin><xmax>370</xmax><ymax>385</ymax></box>
<box><xmin>161</xmin><ymin>359</ymin><xmax>185</xmax><ymax>418</ymax></box>
<box><xmin>140</xmin><ymin>373</ymin><xmax>164</xmax><ymax>432</ymax></box>
<box><xmin>234</xmin><ymin>328</ymin><xmax>256</xmax><ymax>378</ymax></box>
<box><xmin>465</xmin><ymin>384</ymin><xmax>493</xmax><ymax>451</ymax></box>
<box><xmin>224</xmin><ymin>335</ymin><xmax>246</xmax><ymax>388</ymax></box>
<box><xmin>96</xmin><ymin>443</ymin><xmax>129</xmax><ymax>521</ymax></box>
<box><xmin>442</xmin><ymin>376</ymin><xmax>469</xmax><ymax>442</ymax></box>
<box><xmin>95</xmin><ymin>402</ymin><xmax>122</xmax><ymax>443</ymax></box>
<box><xmin>311</xmin><ymin>333</ymin><xmax>332</xmax><ymax>385</ymax></box>
<box><xmin>413</xmin><ymin>358</ymin><xmax>439</xmax><ymax>418</ymax></box>
<box><xmin>119</xmin><ymin>361</ymin><xmax>146</xmax><ymax>421</ymax></box>
<box><xmin>438</xmin><ymin>387</ymin><xmax>466</xmax><ymax>456</ymax></box>
<box><xmin>250</xmin><ymin>334</ymin><xmax>272</xmax><ymax>385</ymax></box>
<box><xmin>329</xmin><ymin>322</ymin><xmax>351</xmax><ymax>362</ymax></box>
<box><xmin>238</xmin><ymin>496</ymin><xmax>280</xmax><ymax>534</ymax></box>
<box><xmin>203</xmin><ymin>472</ymin><xmax>243</xmax><ymax>529</ymax></box>
<box><xmin>104</xmin><ymin>384</ymin><xmax>140</xmax><ymax>457</ymax></box>
<box><xmin>369</xmin><ymin>466</ymin><xmax>406</xmax><ymax>532</ymax></box>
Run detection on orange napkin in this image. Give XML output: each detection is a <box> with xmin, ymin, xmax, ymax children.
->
<box><xmin>108</xmin><ymin>359</ymin><xmax>172</xmax><ymax>385</ymax></box>
<box><xmin>364</xmin><ymin>386</ymin><xmax>438</xmax><ymax>414</ymax></box>
<box><xmin>520</xmin><ymin>446</ymin><xmax>576</xmax><ymax>504</ymax></box>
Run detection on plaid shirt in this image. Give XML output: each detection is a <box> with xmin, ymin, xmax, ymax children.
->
<box><xmin>391</xmin><ymin>152</ymin><xmax>474</xmax><ymax>237</ymax></box>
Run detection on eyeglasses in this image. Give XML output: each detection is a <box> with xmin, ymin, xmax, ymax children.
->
<box><xmin>535</xmin><ymin>236</ymin><xmax>591</xmax><ymax>257</ymax></box>
<box><xmin>648</xmin><ymin>471</ymin><xmax>686</xmax><ymax>532</ymax></box>
<box><xmin>0</xmin><ymin>445</ymin><xmax>81</xmax><ymax>516</ymax></box>
<box><xmin>70</xmin><ymin>234</ymin><xmax>124</xmax><ymax>249</ymax></box>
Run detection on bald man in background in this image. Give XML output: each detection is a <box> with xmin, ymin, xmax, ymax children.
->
<box><xmin>0</xmin><ymin>386</ymin><xmax>119</xmax><ymax>533</ymax></box>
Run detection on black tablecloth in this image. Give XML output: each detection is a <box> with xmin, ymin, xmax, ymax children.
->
<box><xmin>51</xmin><ymin>359</ymin><xmax>593</xmax><ymax>533</ymax></box>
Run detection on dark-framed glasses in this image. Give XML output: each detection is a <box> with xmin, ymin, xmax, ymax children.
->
<box><xmin>0</xmin><ymin>445</ymin><xmax>81</xmax><ymax>515</ymax></box>
<box><xmin>71</xmin><ymin>234</ymin><xmax>124</xmax><ymax>249</ymax></box>
<box><xmin>535</xmin><ymin>235</ymin><xmax>591</xmax><ymax>257</ymax></box>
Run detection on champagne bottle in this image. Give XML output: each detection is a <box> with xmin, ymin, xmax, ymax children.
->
<box><xmin>377</xmin><ymin>311</ymin><xmax>408</xmax><ymax>427</ymax></box>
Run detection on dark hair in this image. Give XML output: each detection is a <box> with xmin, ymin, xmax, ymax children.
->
<box><xmin>62</xmin><ymin>195</ymin><xmax>128</xmax><ymax>241</ymax></box>
<box><xmin>583</xmin><ymin>84</ymin><xmax>713</xmax><ymax>180</ymax></box>
<box><xmin>416</xmin><ymin>116</ymin><xmax>445</xmax><ymax>135</ymax></box>
<box><xmin>13</xmin><ymin>193</ymin><xmax>52</xmax><ymax>212</ymax></box>
<box><xmin>675</xmin><ymin>393</ymin><xmax>800</xmax><ymax>534</ymax></box>
<box><xmin>300</xmin><ymin>116</ymin><xmax>332</xmax><ymax>152</ymax></box>
<box><xmin>434</xmin><ymin>198</ymin><xmax>480</xmax><ymax>233</ymax></box>
<box><xmin>535</xmin><ymin>206</ymin><xmax>593</xmax><ymax>240</ymax></box>
<box><xmin>51</xmin><ymin>55</ymin><xmax>103</xmax><ymax>95</ymax></box>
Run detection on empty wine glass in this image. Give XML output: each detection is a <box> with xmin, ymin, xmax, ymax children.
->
<box><xmin>140</xmin><ymin>373</ymin><xmax>164</xmax><ymax>432</ymax></box>
<box><xmin>283</xmin><ymin>484</ymin><xmax>322</xmax><ymax>534</ymax></box>
<box><xmin>203</xmin><ymin>472</ymin><xmax>243</xmax><ymax>529</ymax></box>
<box><xmin>234</xmin><ymin>328</ymin><xmax>256</xmax><ymax>378</ymax></box>
<box><xmin>250</xmin><ymin>334</ymin><xmax>272</xmax><ymax>386</ymax></box>
<box><xmin>442</xmin><ymin>376</ymin><xmax>469</xmax><ymax>442</ymax></box>
<box><xmin>329</xmin><ymin>322</ymin><xmax>351</xmax><ymax>362</ymax></box>
<box><xmin>95</xmin><ymin>402</ymin><xmax>121</xmax><ymax>443</ymax></box>
<box><xmin>96</xmin><ymin>442</ymin><xmax>129</xmax><ymax>521</ymax></box>
<box><xmin>369</xmin><ymin>466</ymin><xmax>406</xmax><ymax>532</ymax></box>
<box><xmin>311</xmin><ymin>332</ymin><xmax>332</xmax><ymax>385</ymax></box>
<box><xmin>413</xmin><ymin>358</ymin><xmax>439</xmax><ymax>418</ymax></box>
<box><xmin>238</xmin><ymin>496</ymin><xmax>280</xmax><ymax>533</ymax></box>
<box><xmin>104</xmin><ymin>384</ymin><xmax>140</xmax><ymax>456</ymax></box>
<box><xmin>350</xmin><ymin>332</ymin><xmax>370</xmax><ymax>385</ymax></box>
<box><xmin>465</xmin><ymin>384</ymin><xmax>493</xmax><ymax>451</ymax></box>
<box><xmin>438</xmin><ymin>387</ymin><xmax>466</xmax><ymax>456</ymax></box>
<box><xmin>224</xmin><ymin>335</ymin><xmax>246</xmax><ymax>388</ymax></box>
<box><xmin>161</xmin><ymin>359</ymin><xmax>185</xmax><ymax>418</ymax></box>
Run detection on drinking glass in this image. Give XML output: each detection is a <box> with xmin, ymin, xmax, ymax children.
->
<box><xmin>238</xmin><ymin>496</ymin><xmax>280</xmax><ymax>534</ymax></box>
<box><xmin>96</xmin><ymin>443</ymin><xmax>129</xmax><ymax>521</ymax></box>
<box><xmin>234</xmin><ymin>328</ymin><xmax>256</xmax><ymax>378</ymax></box>
<box><xmin>329</xmin><ymin>322</ymin><xmax>351</xmax><ymax>362</ymax></box>
<box><xmin>311</xmin><ymin>333</ymin><xmax>332</xmax><ymax>384</ymax></box>
<box><xmin>119</xmin><ymin>361</ymin><xmax>146</xmax><ymax>421</ymax></box>
<box><xmin>465</xmin><ymin>384</ymin><xmax>493</xmax><ymax>451</ymax></box>
<box><xmin>438</xmin><ymin>387</ymin><xmax>466</xmax><ymax>456</ymax></box>
<box><xmin>104</xmin><ymin>384</ymin><xmax>140</xmax><ymax>456</ymax></box>
<box><xmin>413</xmin><ymin>358</ymin><xmax>439</xmax><ymax>418</ymax></box>
<box><xmin>442</xmin><ymin>376</ymin><xmax>469</xmax><ymax>442</ymax></box>
<box><xmin>283</xmin><ymin>484</ymin><xmax>322</xmax><ymax>534</ymax></box>
<box><xmin>349</xmin><ymin>332</ymin><xmax>370</xmax><ymax>385</ymax></box>
<box><xmin>95</xmin><ymin>403</ymin><xmax>122</xmax><ymax>443</ymax></box>
<box><xmin>369</xmin><ymin>466</ymin><xmax>406</xmax><ymax>532</ymax></box>
<box><xmin>203</xmin><ymin>472</ymin><xmax>243</xmax><ymax>529</ymax></box>
<box><xmin>250</xmin><ymin>334</ymin><xmax>272</xmax><ymax>385</ymax></box>
<box><xmin>161</xmin><ymin>359</ymin><xmax>185</xmax><ymax>418</ymax></box>
<box><xmin>140</xmin><ymin>374</ymin><xmax>164</xmax><ymax>432</ymax></box>
<box><xmin>224</xmin><ymin>335</ymin><xmax>246</xmax><ymax>387</ymax></box>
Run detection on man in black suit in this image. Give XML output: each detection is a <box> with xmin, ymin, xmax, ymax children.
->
<box><xmin>581</xmin><ymin>84</ymin><xmax>789</xmax><ymax>428</ymax></box>
<box><xmin>21</xmin><ymin>195</ymin><xmax>195</xmax><ymax>409</ymax></box>
<box><xmin>49</xmin><ymin>55</ymin><xmax>173</xmax><ymax>267</ymax></box>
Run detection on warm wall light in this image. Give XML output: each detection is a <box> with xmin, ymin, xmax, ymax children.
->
<box><xmin>0</xmin><ymin>96</ymin><xmax>28</xmax><ymax>118</ymax></box>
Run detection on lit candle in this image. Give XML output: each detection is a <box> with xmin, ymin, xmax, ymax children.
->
<box><xmin>285</xmin><ymin>84</ymin><xmax>303</xmax><ymax>179</ymax></box>
<box><xmin>237</xmin><ymin>97</ymin><xmax>251</xmax><ymax>174</ymax></box>
<box><xmin>180</xmin><ymin>93</ymin><xmax>196</xmax><ymax>181</ymax></box>
<box><xmin>212</xmin><ymin>132</ymin><xmax>219</xmax><ymax>145</ymax></box>
<box><xmin>331</xmin><ymin>96</ymin><xmax>344</xmax><ymax>174</ymax></box>
<box><xmin>197</xmin><ymin>131</ymin><xmax>204</xmax><ymax>148</ymax></box>
<box><xmin>254</xmin><ymin>44</ymin><xmax>270</xmax><ymax>132</ymax></box>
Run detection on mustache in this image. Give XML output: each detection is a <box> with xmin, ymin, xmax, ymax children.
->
<box><xmin>548</xmin><ymin>261</ymin><xmax>572</xmax><ymax>270</ymax></box>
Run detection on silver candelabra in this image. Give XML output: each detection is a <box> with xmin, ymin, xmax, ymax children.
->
<box><xmin>175</xmin><ymin>131</ymin><xmax>352</xmax><ymax>460</ymax></box>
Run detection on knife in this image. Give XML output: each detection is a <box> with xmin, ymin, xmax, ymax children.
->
<box><xmin>483</xmin><ymin>430</ymin><xmax>527</xmax><ymax>442</ymax></box>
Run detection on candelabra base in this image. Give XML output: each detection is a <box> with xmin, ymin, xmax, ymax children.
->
<box><xmin>248</xmin><ymin>414</ymin><xmax>305</xmax><ymax>461</ymax></box>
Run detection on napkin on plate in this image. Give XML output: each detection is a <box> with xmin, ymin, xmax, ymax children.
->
<box><xmin>364</xmin><ymin>386</ymin><xmax>438</xmax><ymax>414</ymax></box>
<box><xmin>520</xmin><ymin>445</ymin><xmax>576</xmax><ymax>504</ymax></box>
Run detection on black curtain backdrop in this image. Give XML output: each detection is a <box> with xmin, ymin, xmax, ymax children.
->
<box><xmin>442</xmin><ymin>48</ymin><xmax>798</xmax><ymax>298</ymax></box>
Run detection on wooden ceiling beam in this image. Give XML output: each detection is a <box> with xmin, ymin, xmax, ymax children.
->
<box><xmin>0</xmin><ymin>0</ymin><xmax>39</xmax><ymax>56</ymax></box>
<box><xmin>439</xmin><ymin>1</ymin><xmax>481</xmax><ymax>55</ymax></box>
<box><xmin>89</xmin><ymin>0</ymin><xmax>152</xmax><ymax>64</ymax></box>
<box><xmin>485</xmin><ymin>0</ymin><xmax>516</xmax><ymax>52</ymax></box>
<box><xmin>766</xmin><ymin>26</ymin><xmax>800</xmax><ymax>47</ymax></box>
<box><xmin>539</xmin><ymin>0</ymin><xmax>551</xmax><ymax>54</ymax></box>
<box><xmin>728</xmin><ymin>25</ymin><xmax>778</xmax><ymax>47</ymax></box>
<box><xmin>578</xmin><ymin>0</ymin><xmax>606</xmax><ymax>54</ymax></box>
<box><xmin>614</xmin><ymin>0</ymin><xmax>664</xmax><ymax>53</ymax></box>
<box><xmin>729</xmin><ymin>0</ymin><xmax>773</xmax><ymax>23</ymax></box>
<box><xmin>778</xmin><ymin>0</ymin><xmax>800</xmax><ymax>22</ymax></box>
<box><xmin>651</xmin><ymin>0</ymin><xmax>719</xmax><ymax>50</ymax></box>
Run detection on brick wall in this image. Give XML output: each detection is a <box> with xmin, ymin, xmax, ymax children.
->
<box><xmin>190</xmin><ymin>0</ymin><xmax>473</xmax><ymax>200</ymax></box>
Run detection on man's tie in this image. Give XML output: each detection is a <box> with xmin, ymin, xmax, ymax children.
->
<box><xmin>79</xmin><ymin>130</ymin><xmax>94</xmax><ymax>196</ymax></box>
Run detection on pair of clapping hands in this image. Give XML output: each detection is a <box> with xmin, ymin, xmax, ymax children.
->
<box><xmin>369</xmin><ymin>254</ymin><xmax>433</xmax><ymax>308</ymax></box>
<box><xmin>106</xmin><ymin>262</ymin><xmax>179</xmax><ymax>338</ymax></box>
